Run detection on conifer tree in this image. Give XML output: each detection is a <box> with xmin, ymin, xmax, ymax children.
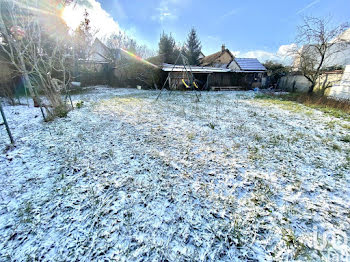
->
<box><xmin>184</xmin><ymin>28</ymin><xmax>202</xmax><ymax>65</ymax></box>
<box><xmin>158</xmin><ymin>32</ymin><xmax>180</xmax><ymax>64</ymax></box>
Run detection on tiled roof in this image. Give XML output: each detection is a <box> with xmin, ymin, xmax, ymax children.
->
<box><xmin>200</xmin><ymin>49</ymin><xmax>234</xmax><ymax>66</ymax></box>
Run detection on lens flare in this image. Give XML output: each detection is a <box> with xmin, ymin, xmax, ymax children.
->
<box><xmin>120</xmin><ymin>48</ymin><xmax>159</xmax><ymax>69</ymax></box>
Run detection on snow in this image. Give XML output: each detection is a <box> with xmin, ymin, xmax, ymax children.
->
<box><xmin>0</xmin><ymin>86</ymin><xmax>349</xmax><ymax>261</ymax></box>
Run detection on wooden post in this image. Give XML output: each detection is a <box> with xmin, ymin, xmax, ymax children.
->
<box><xmin>168</xmin><ymin>72</ymin><xmax>172</xmax><ymax>89</ymax></box>
<box><xmin>0</xmin><ymin>101</ymin><xmax>14</xmax><ymax>144</ymax></box>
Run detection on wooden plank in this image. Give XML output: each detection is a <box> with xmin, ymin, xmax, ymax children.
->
<box><xmin>210</xmin><ymin>86</ymin><xmax>244</xmax><ymax>91</ymax></box>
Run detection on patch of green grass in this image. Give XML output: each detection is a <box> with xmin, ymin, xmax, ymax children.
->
<box><xmin>248</xmin><ymin>146</ymin><xmax>263</xmax><ymax>161</ymax></box>
<box><xmin>255</xmin><ymin>95</ymin><xmax>312</xmax><ymax>115</ymax></box>
<box><xmin>187</xmin><ymin>132</ymin><xmax>195</xmax><ymax>140</ymax></box>
<box><xmin>332</xmin><ymin>143</ymin><xmax>341</xmax><ymax>152</ymax></box>
<box><xmin>341</xmin><ymin>135</ymin><xmax>350</xmax><ymax>143</ymax></box>
<box><xmin>325</xmin><ymin>120</ymin><xmax>338</xmax><ymax>129</ymax></box>
<box><xmin>254</xmin><ymin>134</ymin><xmax>263</xmax><ymax>142</ymax></box>
<box><xmin>76</xmin><ymin>100</ymin><xmax>84</xmax><ymax>108</ymax></box>
<box><xmin>255</xmin><ymin>93</ymin><xmax>350</xmax><ymax>121</ymax></box>
<box><xmin>208</xmin><ymin>122</ymin><xmax>216</xmax><ymax>130</ymax></box>
<box><xmin>341</xmin><ymin>123</ymin><xmax>350</xmax><ymax>130</ymax></box>
<box><xmin>345</xmin><ymin>153</ymin><xmax>350</xmax><ymax>168</ymax></box>
<box><xmin>17</xmin><ymin>201</ymin><xmax>34</xmax><ymax>224</ymax></box>
<box><xmin>314</xmin><ymin>106</ymin><xmax>349</xmax><ymax>120</ymax></box>
<box><xmin>269</xmin><ymin>134</ymin><xmax>285</xmax><ymax>146</ymax></box>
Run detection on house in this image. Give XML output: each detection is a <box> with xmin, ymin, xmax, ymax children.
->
<box><xmin>162</xmin><ymin>63</ymin><xmax>231</xmax><ymax>90</ymax></box>
<box><xmin>200</xmin><ymin>45</ymin><xmax>234</xmax><ymax>68</ymax></box>
<box><xmin>77</xmin><ymin>38</ymin><xmax>120</xmax><ymax>86</ymax></box>
<box><xmin>293</xmin><ymin>28</ymin><xmax>350</xmax><ymax>70</ymax></box>
<box><xmin>285</xmin><ymin>28</ymin><xmax>350</xmax><ymax>99</ymax></box>
<box><xmin>325</xmin><ymin>28</ymin><xmax>350</xmax><ymax>67</ymax></box>
<box><xmin>161</xmin><ymin>45</ymin><xmax>266</xmax><ymax>90</ymax></box>
<box><xmin>85</xmin><ymin>38</ymin><xmax>120</xmax><ymax>64</ymax></box>
<box><xmin>198</xmin><ymin>51</ymin><xmax>205</xmax><ymax>60</ymax></box>
<box><xmin>88</xmin><ymin>38</ymin><xmax>113</xmax><ymax>64</ymax></box>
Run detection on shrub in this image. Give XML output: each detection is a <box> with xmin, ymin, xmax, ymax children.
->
<box><xmin>76</xmin><ymin>101</ymin><xmax>84</xmax><ymax>109</ymax></box>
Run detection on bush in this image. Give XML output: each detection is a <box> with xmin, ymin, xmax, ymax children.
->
<box><xmin>76</xmin><ymin>101</ymin><xmax>84</xmax><ymax>109</ymax></box>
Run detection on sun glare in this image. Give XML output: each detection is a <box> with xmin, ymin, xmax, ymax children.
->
<box><xmin>61</xmin><ymin>6</ymin><xmax>81</xmax><ymax>30</ymax></box>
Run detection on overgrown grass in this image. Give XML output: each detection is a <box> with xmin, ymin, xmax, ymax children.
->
<box><xmin>255</xmin><ymin>93</ymin><xmax>350</xmax><ymax>121</ymax></box>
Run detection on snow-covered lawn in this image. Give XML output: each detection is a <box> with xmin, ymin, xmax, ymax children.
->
<box><xmin>0</xmin><ymin>87</ymin><xmax>349</xmax><ymax>261</ymax></box>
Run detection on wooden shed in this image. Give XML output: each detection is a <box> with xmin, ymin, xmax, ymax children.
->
<box><xmin>162</xmin><ymin>54</ymin><xmax>266</xmax><ymax>90</ymax></box>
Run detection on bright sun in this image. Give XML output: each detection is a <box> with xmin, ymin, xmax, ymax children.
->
<box><xmin>61</xmin><ymin>7</ymin><xmax>81</xmax><ymax>30</ymax></box>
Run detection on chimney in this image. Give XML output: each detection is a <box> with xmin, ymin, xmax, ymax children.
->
<box><xmin>222</xmin><ymin>44</ymin><xmax>226</xmax><ymax>52</ymax></box>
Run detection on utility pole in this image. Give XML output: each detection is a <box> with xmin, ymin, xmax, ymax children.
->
<box><xmin>0</xmin><ymin>101</ymin><xmax>14</xmax><ymax>144</ymax></box>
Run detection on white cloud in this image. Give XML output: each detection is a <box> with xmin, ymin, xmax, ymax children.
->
<box><xmin>62</xmin><ymin>0</ymin><xmax>122</xmax><ymax>38</ymax></box>
<box><xmin>152</xmin><ymin>6</ymin><xmax>178</xmax><ymax>22</ymax></box>
<box><xmin>240</xmin><ymin>50</ymin><xmax>279</xmax><ymax>61</ymax></box>
<box><xmin>237</xmin><ymin>43</ymin><xmax>297</xmax><ymax>64</ymax></box>
<box><xmin>152</xmin><ymin>0</ymin><xmax>190</xmax><ymax>22</ymax></box>
<box><xmin>277</xmin><ymin>43</ymin><xmax>297</xmax><ymax>57</ymax></box>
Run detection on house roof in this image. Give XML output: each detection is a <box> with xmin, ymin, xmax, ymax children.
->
<box><xmin>88</xmin><ymin>38</ymin><xmax>114</xmax><ymax>63</ymax></box>
<box><xmin>200</xmin><ymin>49</ymin><xmax>234</xmax><ymax>66</ymax></box>
<box><xmin>162</xmin><ymin>63</ymin><xmax>231</xmax><ymax>73</ymax></box>
<box><xmin>336</xmin><ymin>28</ymin><xmax>350</xmax><ymax>42</ymax></box>
<box><xmin>93</xmin><ymin>38</ymin><xmax>110</xmax><ymax>53</ymax></box>
<box><xmin>234</xmin><ymin>58</ymin><xmax>266</xmax><ymax>71</ymax></box>
<box><xmin>199</xmin><ymin>47</ymin><xmax>265</xmax><ymax>72</ymax></box>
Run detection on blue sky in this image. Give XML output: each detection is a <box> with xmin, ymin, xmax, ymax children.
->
<box><xmin>69</xmin><ymin>0</ymin><xmax>350</xmax><ymax>63</ymax></box>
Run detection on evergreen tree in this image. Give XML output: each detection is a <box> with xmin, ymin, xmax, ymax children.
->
<box><xmin>184</xmin><ymin>28</ymin><xmax>202</xmax><ymax>65</ymax></box>
<box><xmin>158</xmin><ymin>32</ymin><xmax>180</xmax><ymax>64</ymax></box>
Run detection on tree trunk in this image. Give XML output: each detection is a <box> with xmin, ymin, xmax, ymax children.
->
<box><xmin>0</xmin><ymin>101</ymin><xmax>14</xmax><ymax>144</ymax></box>
<box><xmin>20</xmin><ymin>57</ymin><xmax>47</xmax><ymax>120</ymax></box>
<box><xmin>308</xmin><ymin>83</ymin><xmax>315</xmax><ymax>94</ymax></box>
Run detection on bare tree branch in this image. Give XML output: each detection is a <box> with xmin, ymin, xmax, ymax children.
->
<box><xmin>291</xmin><ymin>16</ymin><xmax>349</xmax><ymax>93</ymax></box>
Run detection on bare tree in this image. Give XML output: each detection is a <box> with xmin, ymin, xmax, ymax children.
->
<box><xmin>0</xmin><ymin>0</ymin><xmax>73</xmax><ymax>120</ymax></box>
<box><xmin>105</xmin><ymin>33</ymin><xmax>159</xmax><ymax>88</ymax></box>
<box><xmin>292</xmin><ymin>16</ymin><xmax>349</xmax><ymax>93</ymax></box>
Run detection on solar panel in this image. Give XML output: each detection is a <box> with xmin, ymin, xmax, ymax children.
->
<box><xmin>234</xmin><ymin>58</ymin><xmax>266</xmax><ymax>71</ymax></box>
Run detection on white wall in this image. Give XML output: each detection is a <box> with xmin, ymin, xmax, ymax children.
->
<box><xmin>323</xmin><ymin>44</ymin><xmax>350</xmax><ymax>67</ymax></box>
<box><xmin>278</xmin><ymin>75</ymin><xmax>311</xmax><ymax>92</ymax></box>
<box><xmin>329</xmin><ymin>65</ymin><xmax>350</xmax><ymax>100</ymax></box>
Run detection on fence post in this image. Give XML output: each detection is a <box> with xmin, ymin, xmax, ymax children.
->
<box><xmin>0</xmin><ymin>101</ymin><xmax>14</xmax><ymax>144</ymax></box>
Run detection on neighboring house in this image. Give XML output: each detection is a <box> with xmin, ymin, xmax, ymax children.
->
<box><xmin>325</xmin><ymin>28</ymin><xmax>350</xmax><ymax>67</ymax></box>
<box><xmin>200</xmin><ymin>45</ymin><xmax>234</xmax><ymax>68</ymax></box>
<box><xmin>198</xmin><ymin>51</ymin><xmax>205</xmax><ymax>60</ymax></box>
<box><xmin>200</xmin><ymin>45</ymin><xmax>266</xmax><ymax>72</ymax></box>
<box><xmin>161</xmin><ymin>45</ymin><xmax>266</xmax><ymax>90</ymax></box>
<box><xmin>78</xmin><ymin>38</ymin><xmax>120</xmax><ymax>86</ymax></box>
<box><xmin>293</xmin><ymin>28</ymin><xmax>350</xmax><ymax>70</ymax></box>
<box><xmin>286</xmin><ymin>28</ymin><xmax>350</xmax><ymax>99</ymax></box>
<box><xmin>87</xmin><ymin>38</ymin><xmax>119</xmax><ymax>64</ymax></box>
